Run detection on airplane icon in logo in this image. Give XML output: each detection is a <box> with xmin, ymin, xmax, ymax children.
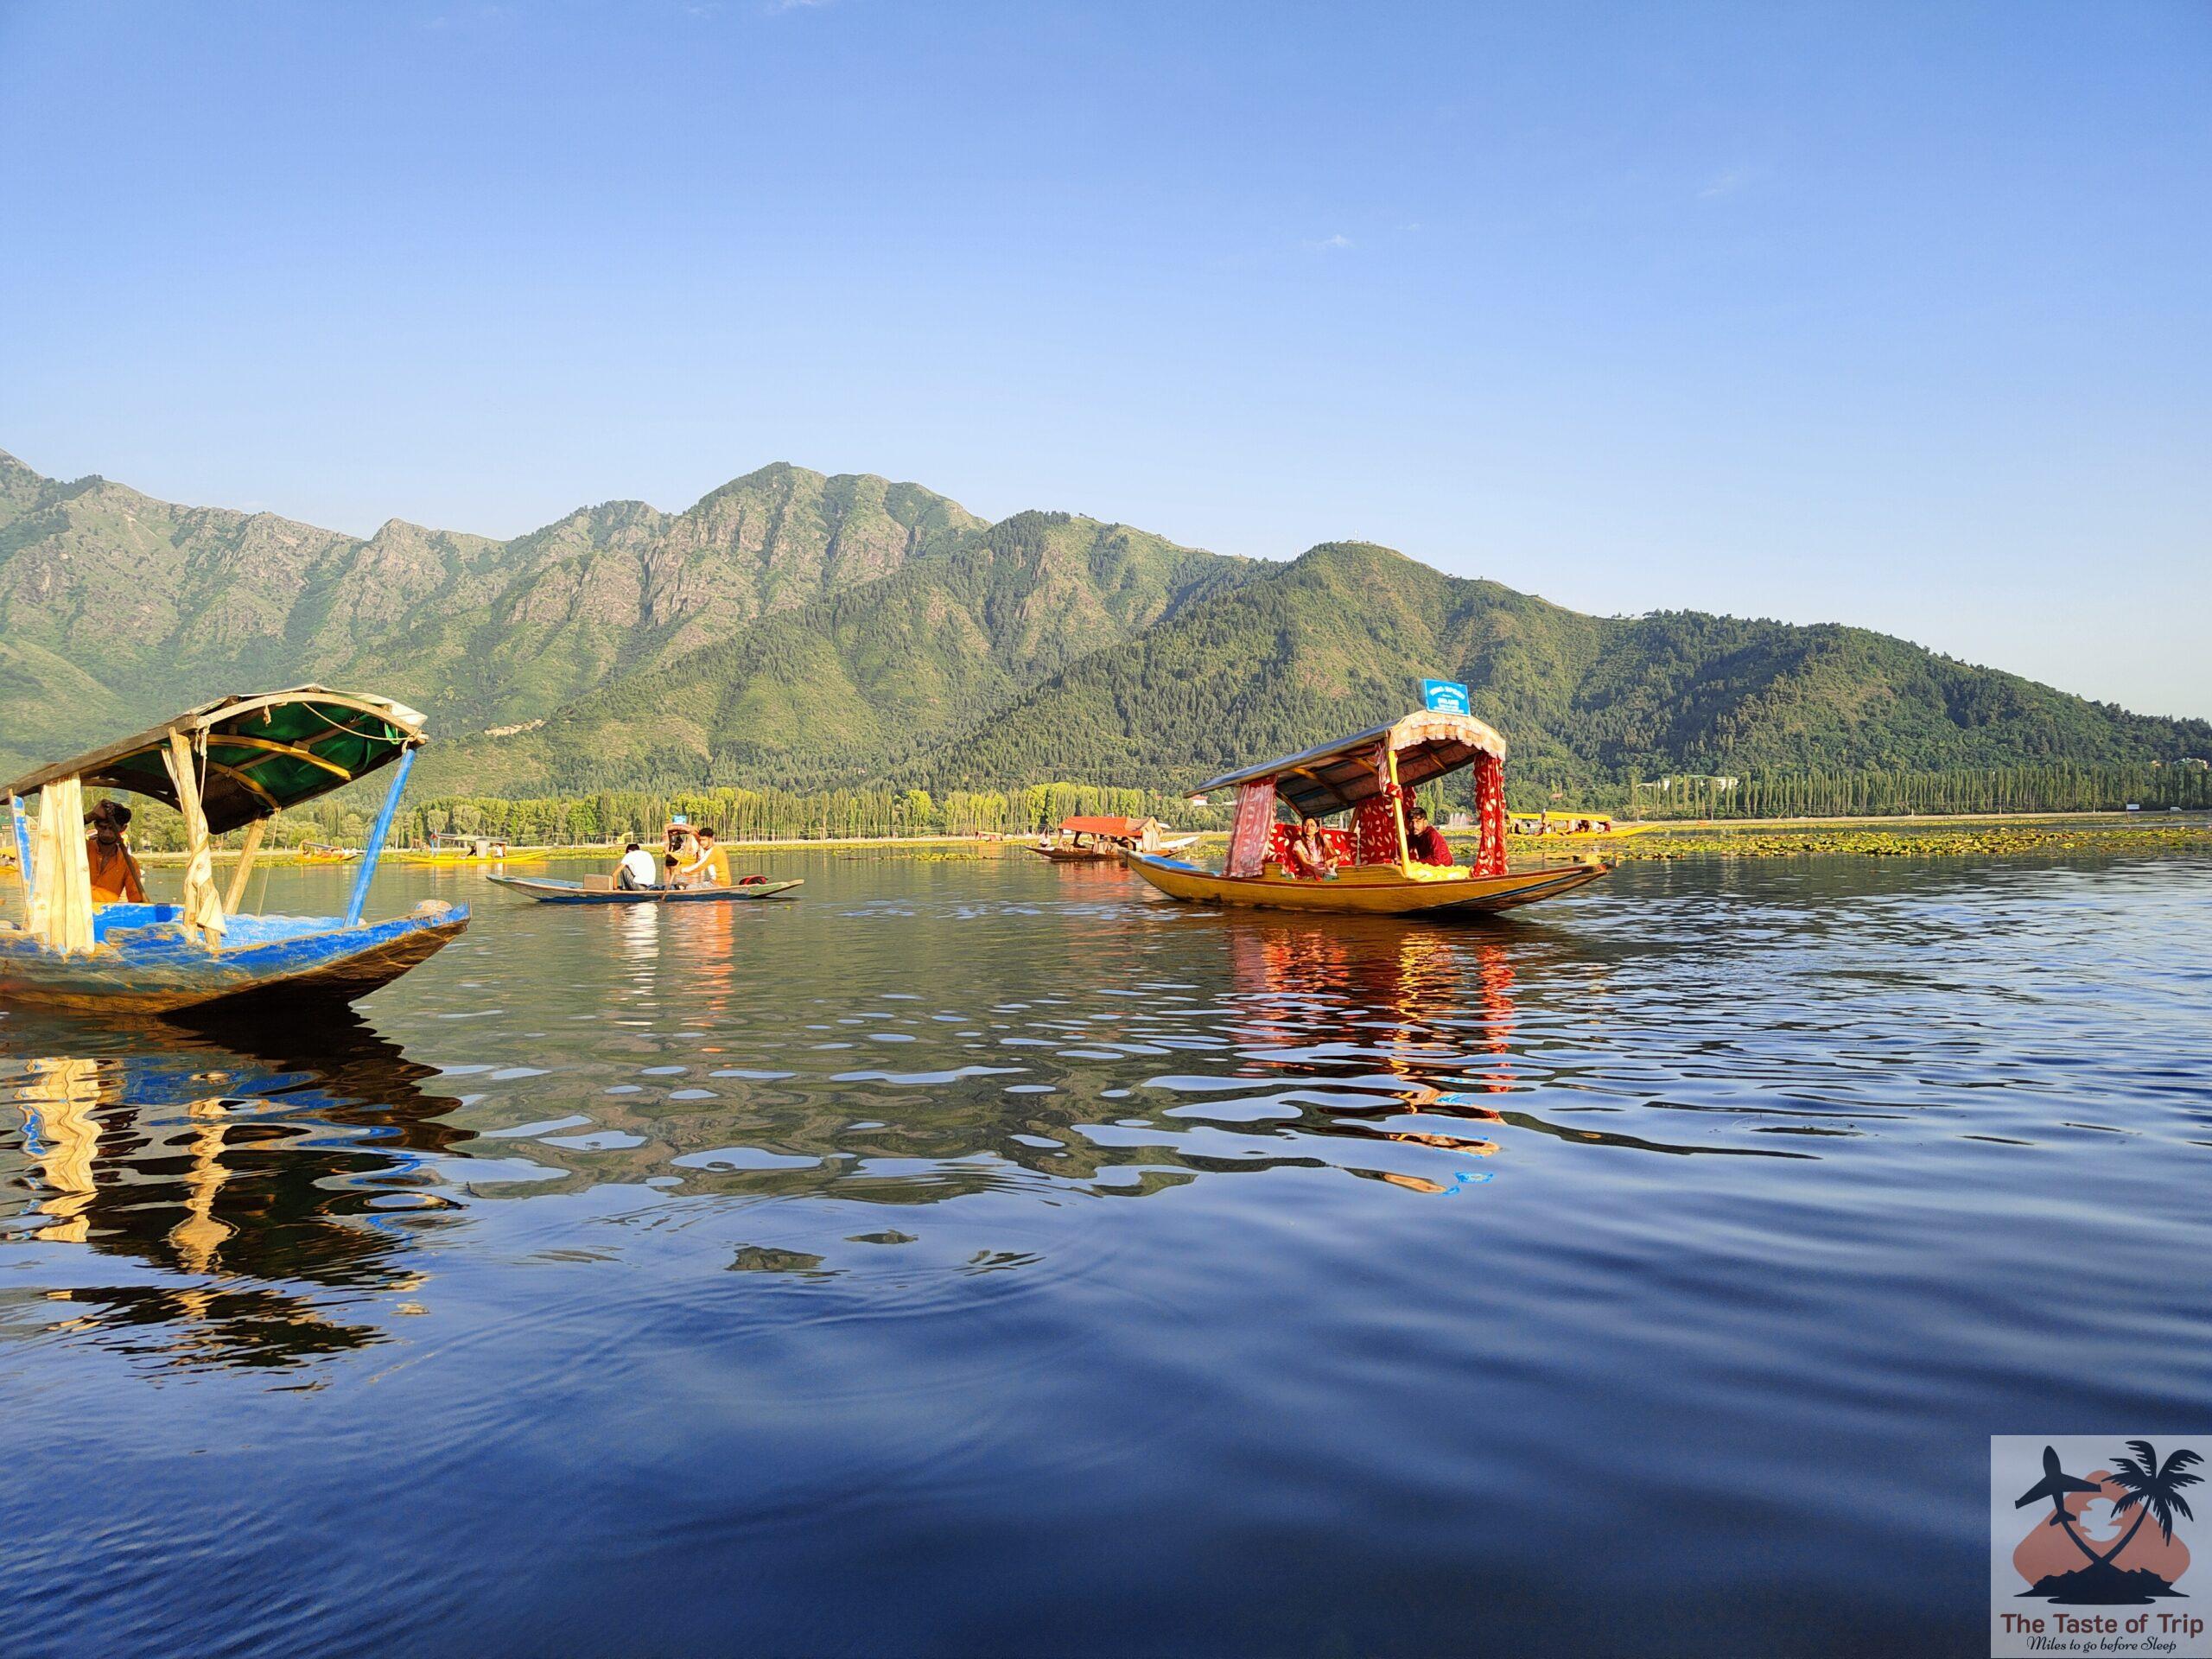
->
<box><xmin>2013</xmin><ymin>1445</ymin><xmax>2103</xmax><ymax>1527</ymax></box>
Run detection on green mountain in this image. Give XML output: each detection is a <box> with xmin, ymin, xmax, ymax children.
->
<box><xmin>0</xmin><ymin>452</ymin><xmax>980</xmax><ymax>771</ymax></box>
<box><xmin>3</xmin><ymin>448</ymin><xmax>2203</xmax><ymax>798</ymax></box>
<box><xmin>424</xmin><ymin>511</ymin><xmax>1248</xmax><ymax>796</ymax></box>
<box><xmin>918</xmin><ymin>541</ymin><xmax>2209</xmax><ymax>789</ymax></box>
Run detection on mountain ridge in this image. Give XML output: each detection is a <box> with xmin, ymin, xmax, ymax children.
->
<box><xmin>2</xmin><ymin>448</ymin><xmax>2203</xmax><ymax>798</ymax></box>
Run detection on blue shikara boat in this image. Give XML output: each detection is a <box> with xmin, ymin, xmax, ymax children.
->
<box><xmin>1</xmin><ymin>686</ymin><xmax>467</xmax><ymax>1015</ymax></box>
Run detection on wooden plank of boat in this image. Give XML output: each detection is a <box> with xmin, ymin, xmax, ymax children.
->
<box><xmin>486</xmin><ymin>875</ymin><xmax>803</xmax><ymax>905</ymax></box>
<box><xmin>1126</xmin><ymin>853</ymin><xmax>1609</xmax><ymax>915</ymax></box>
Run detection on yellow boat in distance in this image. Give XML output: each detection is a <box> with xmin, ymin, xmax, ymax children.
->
<box><xmin>393</xmin><ymin>831</ymin><xmax>526</xmax><ymax>864</ymax></box>
<box><xmin>297</xmin><ymin>840</ymin><xmax>360</xmax><ymax>863</ymax></box>
<box><xmin>1509</xmin><ymin>811</ymin><xmax>1656</xmax><ymax>838</ymax></box>
<box><xmin>1127</xmin><ymin>709</ymin><xmax>1611</xmax><ymax>916</ymax></box>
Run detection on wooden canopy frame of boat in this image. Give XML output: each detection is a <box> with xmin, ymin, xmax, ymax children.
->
<box><xmin>1126</xmin><ymin>709</ymin><xmax>1610</xmax><ymax>916</ymax></box>
<box><xmin>0</xmin><ymin>685</ymin><xmax>467</xmax><ymax>1013</ymax></box>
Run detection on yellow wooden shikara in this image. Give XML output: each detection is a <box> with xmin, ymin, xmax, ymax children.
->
<box><xmin>1127</xmin><ymin>709</ymin><xmax>1610</xmax><ymax>917</ymax></box>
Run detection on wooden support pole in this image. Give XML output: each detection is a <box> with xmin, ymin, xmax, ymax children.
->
<box><xmin>223</xmin><ymin>819</ymin><xmax>266</xmax><ymax>916</ymax></box>
<box><xmin>1387</xmin><ymin>747</ymin><xmax>1412</xmax><ymax>869</ymax></box>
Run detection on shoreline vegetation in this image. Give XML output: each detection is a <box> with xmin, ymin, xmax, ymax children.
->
<box><xmin>108</xmin><ymin>809</ymin><xmax>2212</xmax><ymax>866</ymax></box>
<box><xmin>84</xmin><ymin>760</ymin><xmax>2212</xmax><ymax>861</ymax></box>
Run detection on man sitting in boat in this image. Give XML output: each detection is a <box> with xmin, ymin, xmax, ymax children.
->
<box><xmin>1284</xmin><ymin>817</ymin><xmax>1338</xmax><ymax>880</ymax></box>
<box><xmin>696</xmin><ymin>829</ymin><xmax>732</xmax><ymax>887</ymax></box>
<box><xmin>614</xmin><ymin>842</ymin><xmax>659</xmax><ymax>891</ymax></box>
<box><xmin>671</xmin><ymin>829</ymin><xmax>721</xmax><ymax>889</ymax></box>
<box><xmin>85</xmin><ymin>798</ymin><xmax>147</xmax><ymax>904</ymax></box>
<box><xmin>1405</xmin><ymin>804</ymin><xmax>1455</xmax><ymax>868</ymax></box>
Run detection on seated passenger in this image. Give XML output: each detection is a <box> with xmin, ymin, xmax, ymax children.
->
<box><xmin>696</xmin><ymin>829</ymin><xmax>732</xmax><ymax>888</ymax></box>
<box><xmin>1405</xmin><ymin>805</ymin><xmax>1456</xmax><ymax>868</ymax></box>
<box><xmin>85</xmin><ymin>799</ymin><xmax>147</xmax><ymax>905</ymax></box>
<box><xmin>614</xmin><ymin>842</ymin><xmax>658</xmax><ymax>891</ymax></box>
<box><xmin>674</xmin><ymin>830</ymin><xmax>717</xmax><ymax>890</ymax></box>
<box><xmin>1284</xmin><ymin>817</ymin><xmax>1338</xmax><ymax>880</ymax></box>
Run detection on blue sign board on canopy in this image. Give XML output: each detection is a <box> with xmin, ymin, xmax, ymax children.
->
<box><xmin>1422</xmin><ymin>678</ymin><xmax>1471</xmax><ymax>715</ymax></box>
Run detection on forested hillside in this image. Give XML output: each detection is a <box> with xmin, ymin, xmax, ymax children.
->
<box><xmin>0</xmin><ymin>452</ymin><xmax>979</xmax><ymax>770</ymax></box>
<box><xmin>3</xmin><ymin>448</ymin><xmax>2203</xmax><ymax>803</ymax></box>
<box><xmin>914</xmin><ymin>543</ymin><xmax>2209</xmax><ymax>793</ymax></box>
<box><xmin>420</xmin><ymin>512</ymin><xmax>1249</xmax><ymax>795</ymax></box>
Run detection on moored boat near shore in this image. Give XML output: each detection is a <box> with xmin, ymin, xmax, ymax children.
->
<box><xmin>1127</xmin><ymin>709</ymin><xmax>1609</xmax><ymax>916</ymax></box>
<box><xmin>0</xmin><ymin>686</ymin><xmax>467</xmax><ymax>1014</ymax></box>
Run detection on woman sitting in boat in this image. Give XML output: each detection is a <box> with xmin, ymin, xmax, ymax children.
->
<box><xmin>1284</xmin><ymin>817</ymin><xmax>1338</xmax><ymax>880</ymax></box>
<box><xmin>1404</xmin><ymin>804</ymin><xmax>1456</xmax><ymax>868</ymax></box>
<box><xmin>85</xmin><ymin>798</ymin><xmax>146</xmax><ymax>905</ymax></box>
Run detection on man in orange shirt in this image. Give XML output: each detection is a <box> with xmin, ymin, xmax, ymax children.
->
<box><xmin>696</xmin><ymin>829</ymin><xmax>733</xmax><ymax>887</ymax></box>
<box><xmin>86</xmin><ymin>799</ymin><xmax>147</xmax><ymax>904</ymax></box>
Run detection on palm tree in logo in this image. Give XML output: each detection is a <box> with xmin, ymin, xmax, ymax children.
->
<box><xmin>2096</xmin><ymin>1441</ymin><xmax>2202</xmax><ymax>1569</ymax></box>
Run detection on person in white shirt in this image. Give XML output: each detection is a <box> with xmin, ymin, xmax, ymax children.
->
<box><xmin>614</xmin><ymin>842</ymin><xmax>658</xmax><ymax>891</ymax></box>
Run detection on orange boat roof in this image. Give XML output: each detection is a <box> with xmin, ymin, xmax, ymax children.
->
<box><xmin>1058</xmin><ymin>815</ymin><xmax>1154</xmax><ymax>836</ymax></box>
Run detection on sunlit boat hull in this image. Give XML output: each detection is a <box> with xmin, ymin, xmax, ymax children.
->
<box><xmin>486</xmin><ymin>875</ymin><xmax>803</xmax><ymax>905</ymax></box>
<box><xmin>1125</xmin><ymin>854</ymin><xmax>1610</xmax><ymax>915</ymax></box>
<box><xmin>0</xmin><ymin>904</ymin><xmax>469</xmax><ymax>1014</ymax></box>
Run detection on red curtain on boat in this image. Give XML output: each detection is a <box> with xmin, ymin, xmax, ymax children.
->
<box><xmin>1351</xmin><ymin>799</ymin><xmax>1401</xmax><ymax>865</ymax></box>
<box><xmin>1351</xmin><ymin>747</ymin><xmax>1408</xmax><ymax>865</ymax></box>
<box><xmin>1473</xmin><ymin>750</ymin><xmax>1507</xmax><ymax>875</ymax></box>
<box><xmin>1227</xmin><ymin>779</ymin><xmax>1276</xmax><ymax>877</ymax></box>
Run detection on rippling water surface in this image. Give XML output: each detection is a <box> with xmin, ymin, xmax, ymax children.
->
<box><xmin>3</xmin><ymin>849</ymin><xmax>2208</xmax><ymax>1656</ymax></box>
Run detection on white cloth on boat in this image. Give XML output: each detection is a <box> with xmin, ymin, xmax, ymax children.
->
<box><xmin>29</xmin><ymin>776</ymin><xmax>96</xmax><ymax>955</ymax></box>
<box><xmin>162</xmin><ymin>731</ymin><xmax>226</xmax><ymax>947</ymax></box>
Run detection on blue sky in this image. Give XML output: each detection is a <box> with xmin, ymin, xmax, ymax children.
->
<box><xmin>3</xmin><ymin>1</ymin><xmax>2206</xmax><ymax>716</ymax></box>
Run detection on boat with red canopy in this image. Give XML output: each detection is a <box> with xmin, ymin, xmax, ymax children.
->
<box><xmin>1125</xmin><ymin>709</ymin><xmax>1609</xmax><ymax>915</ymax></box>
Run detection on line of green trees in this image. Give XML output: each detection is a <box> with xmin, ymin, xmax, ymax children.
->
<box><xmin>1624</xmin><ymin>762</ymin><xmax>2212</xmax><ymax>820</ymax></box>
<box><xmin>84</xmin><ymin>761</ymin><xmax>2211</xmax><ymax>853</ymax></box>
<box><xmin>392</xmin><ymin>782</ymin><xmax>1220</xmax><ymax>848</ymax></box>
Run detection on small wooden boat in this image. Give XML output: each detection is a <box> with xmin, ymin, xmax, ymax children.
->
<box><xmin>297</xmin><ymin>840</ymin><xmax>361</xmax><ymax>863</ymax></box>
<box><xmin>1126</xmin><ymin>709</ymin><xmax>1610</xmax><ymax>917</ymax></box>
<box><xmin>486</xmin><ymin>874</ymin><xmax>802</xmax><ymax>905</ymax></box>
<box><xmin>0</xmin><ymin>686</ymin><xmax>467</xmax><ymax>1014</ymax></box>
<box><xmin>1029</xmin><ymin>815</ymin><xmax>1193</xmax><ymax>864</ymax></box>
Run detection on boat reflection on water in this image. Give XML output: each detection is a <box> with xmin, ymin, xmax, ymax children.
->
<box><xmin>3</xmin><ymin>1012</ymin><xmax>470</xmax><ymax>1370</ymax></box>
<box><xmin>1216</xmin><ymin>918</ymin><xmax>1520</xmax><ymax>1190</ymax></box>
<box><xmin>1213</xmin><ymin>912</ymin><xmax>1794</xmax><ymax>1168</ymax></box>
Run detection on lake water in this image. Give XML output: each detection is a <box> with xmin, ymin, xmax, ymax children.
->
<box><xmin>3</xmin><ymin>849</ymin><xmax>2208</xmax><ymax>1657</ymax></box>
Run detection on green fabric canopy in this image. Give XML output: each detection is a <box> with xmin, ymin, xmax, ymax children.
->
<box><xmin>1</xmin><ymin>686</ymin><xmax>427</xmax><ymax>836</ymax></box>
